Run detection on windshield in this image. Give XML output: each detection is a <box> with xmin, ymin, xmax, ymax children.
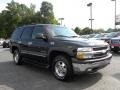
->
<box><xmin>49</xmin><ymin>26</ymin><xmax>78</xmax><ymax>37</ymax></box>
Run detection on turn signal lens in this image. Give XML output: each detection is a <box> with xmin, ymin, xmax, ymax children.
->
<box><xmin>76</xmin><ymin>52</ymin><xmax>84</xmax><ymax>59</ymax></box>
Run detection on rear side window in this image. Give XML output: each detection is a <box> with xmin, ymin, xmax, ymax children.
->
<box><xmin>32</xmin><ymin>26</ymin><xmax>45</xmax><ymax>39</ymax></box>
<box><xmin>11</xmin><ymin>27</ymin><xmax>23</xmax><ymax>39</ymax></box>
<box><xmin>21</xmin><ymin>26</ymin><xmax>34</xmax><ymax>40</ymax></box>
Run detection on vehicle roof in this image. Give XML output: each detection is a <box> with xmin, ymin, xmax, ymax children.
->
<box><xmin>17</xmin><ymin>24</ymin><xmax>65</xmax><ymax>29</ymax></box>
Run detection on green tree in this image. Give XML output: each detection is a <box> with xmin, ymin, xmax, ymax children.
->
<box><xmin>74</xmin><ymin>27</ymin><xmax>81</xmax><ymax>35</ymax></box>
<box><xmin>40</xmin><ymin>1</ymin><xmax>58</xmax><ymax>24</ymax></box>
<box><xmin>106</xmin><ymin>28</ymin><xmax>113</xmax><ymax>33</ymax></box>
<box><xmin>81</xmin><ymin>27</ymin><xmax>92</xmax><ymax>35</ymax></box>
<box><xmin>93</xmin><ymin>28</ymin><xmax>105</xmax><ymax>34</ymax></box>
<box><xmin>0</xmin><ymin>0</ymin><xmax>58</xmax><ymax>38</ymax></box>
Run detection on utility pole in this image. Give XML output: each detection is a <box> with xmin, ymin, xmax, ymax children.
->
<box><xmin>58</xmin><ymin>18</ymin><xmax>64</xmax><ymax>25</ymax></box>
<box><xmin>87</xmin><ymin>3</ymin><xmax>94</xmax><ymax>32</ymax></box>
<box><xmin>111</xmin><ymin>0</ymin><xmax>117</xmax><ymax>30</ymax></box>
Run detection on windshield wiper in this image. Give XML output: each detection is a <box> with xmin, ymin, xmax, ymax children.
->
<box><xmin>54</xmin><ymin>35</ymin><xmax>69</xmax><ymax>37</ymax></box>
<box><xmin>70</xmin><ymin>36</ymin><xmax>79</xmax><ymax>38</ymax></box>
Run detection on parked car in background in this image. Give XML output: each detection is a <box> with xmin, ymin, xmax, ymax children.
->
<box><xmin>90</xmin><ymin>33</ymin><xmax>109</xmax><ymax>40</ymax></box>
<box><xmin>110</xmin><ymin>36</ymin><xmax>120</xmax><ymax>53</ymax></box>
<box><xmin>87</xmin><ymin>34</ymin><xmax>96</xmax><ymax>38</ymax></box>
<box><xmin>80</xmin><ymin>35</ymin><xmax>90</xmax><ymax>39</ymax></box>
<box><xmin>0</xmin><ymin>38</ymin><xmax>5</xmax><ymax>46</ymax></box>
<box><xmin>3</xmin><ymin>39</ymin><xmax>10</xmax><ymax>48</ymax></box>
<box><xmin>100</xmin><ymin>32</ymin><xmax>120</xmax><ymax>44</ymax></box>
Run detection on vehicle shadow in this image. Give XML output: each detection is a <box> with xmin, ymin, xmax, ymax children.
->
<box><xmin>113</xmin><ymin>73</ymin><xmax>120</xmax><ymax>81</ymax></box>
<box><xmin>111</xmin><ymin>51</ymin><xmax>120</xmax><ymax>56</ymax></box>
<box><xmin>0</xmin><ymin>61</ymin><xmax>102</xmax><ymax>90</ymax></box>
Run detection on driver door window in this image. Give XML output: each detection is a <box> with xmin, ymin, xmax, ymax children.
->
<box><xmin>32</xmin><ymin>26</ymin><xmax>44</xmax><ymax>39</ymax></box>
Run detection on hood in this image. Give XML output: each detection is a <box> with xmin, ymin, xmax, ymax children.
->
<box><xmin>53</xmin><ymin>37</ymin><xmax>108</xmax><ymax>47</ymax></box>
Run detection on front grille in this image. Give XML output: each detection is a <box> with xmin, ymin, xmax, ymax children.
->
<box><xmin>93</xmin><ymin>46</ymin><xmax>107</xmax><ymax>51</ymax></box>
<box><xmin>93</xmin><ymin>51</ymin><xmax>108</xmax><ymax>58</ymax></box>
<box><xmin>92</xmin><ymin>46</ymin><xmax>109</xmax><ymax>59</ymax></box>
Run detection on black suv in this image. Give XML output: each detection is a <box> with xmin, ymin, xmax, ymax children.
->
<box><xmin>10</xmin><ymin>24</ymin><xmax>112</xmax><ymax>81</ymax></box>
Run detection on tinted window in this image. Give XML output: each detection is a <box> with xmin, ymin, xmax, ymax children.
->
<box><xmin>21</xmin><ymin>26</ymin><xmax>33</xmax><ymax>40</ymax></box>
<box><xmin>11</xmin><ymin>27</ymin><xmax>23</xmax><ymax>39</ymax></box>
<box><xmin>32</xmin><ymin>26</ymin><xmax>45</xmax><ymax>39</ymax></box>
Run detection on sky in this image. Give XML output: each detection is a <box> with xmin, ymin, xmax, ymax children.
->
<box><xmin>0</xmin><ymin>0</ymin><xmax>120</xmax><ymax>30</ymax></box>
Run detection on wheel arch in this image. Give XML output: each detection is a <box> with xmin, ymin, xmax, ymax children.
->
<box><xmin>11</xmin><ymin>46</ymin><xmax>19</xmax><ymax>53</ymax></box>
<box><xmin>48</xmin><ymin>50</ymin><xmax>72</xmax><ymax>68</ymax></box>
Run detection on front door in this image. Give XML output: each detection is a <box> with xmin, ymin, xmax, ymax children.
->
<box><xmin>28</xmin><ymin>26</ymin><xmax>49</xmax><ymax>64</ymax></box>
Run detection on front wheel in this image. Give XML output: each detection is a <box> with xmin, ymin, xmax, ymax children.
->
<box><xmin>52</xmin><ymin>55</ymin><xmax>73</xmax><ymax>81</ymax></box>
<box><xmin>13</xmin><ymin>49</ymin><xmax>22</xmax><ymax>65</ymax></box>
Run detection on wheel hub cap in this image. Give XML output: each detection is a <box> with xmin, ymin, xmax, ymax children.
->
<box><xmin>14</xmin><ymin>53</ymin><xmax>19</xmax><ymax>63</ymax></box>
<box><xmin>55</xmin><ymin>61</ymin><xmax>67</xmax><ymax>77</ymax></box>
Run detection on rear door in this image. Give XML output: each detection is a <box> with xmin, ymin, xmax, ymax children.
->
<box><xmin>10</xmin><ymin>27</ymin><xmax>24</xmax><ymax>52</ymax></box>
<box><xmin>20</xmin><ymin>26</ymin><xmax>34</xmax><ymax>57</ymax></box>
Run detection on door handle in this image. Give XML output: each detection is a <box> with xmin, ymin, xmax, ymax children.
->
<box><xmin>28</xmin><ymin>42</ymin><xmax>32</xmax><ymax>45</ymax></box>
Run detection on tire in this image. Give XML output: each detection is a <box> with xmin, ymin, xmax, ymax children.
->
<box><xmin>13</xmin><ymin>49</ymin><xmax>22</xmax><ymax>65</ymax></box>
<box><xmin>52</xmin><ymin>55</ymin><xmax>73</xmax><ymax>81</ymax></box>
<box><xmin>3</xmin><ymin>45</ymin><xmax>5</xmax><ymax>48</ymax></box>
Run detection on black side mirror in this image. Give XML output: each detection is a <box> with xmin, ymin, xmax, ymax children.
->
<box><xmin>35</xmin><ymin>33</ymin><xmax>47</xmax><ymax>40</ymax></box>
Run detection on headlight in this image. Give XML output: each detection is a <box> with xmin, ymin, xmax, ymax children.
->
<box><xmin>76</xmin><ymin>47</ymin><xmax>93</xmax><ymax>60</ymax></box>
<box><xmin>76</xmin><ymin>52</ymin><xmax>93</xmax><ymax>60</ymax></box>
<box><xmin>77</xmin><ymin>47</ymin><xmax>93</xmax><ymax>52</ymax></box>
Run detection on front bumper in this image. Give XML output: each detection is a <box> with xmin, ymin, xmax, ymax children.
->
<box><xmin>72</xmin><ymin>53</ymin><xmax>112</xmax><ymax>73</ymax></box>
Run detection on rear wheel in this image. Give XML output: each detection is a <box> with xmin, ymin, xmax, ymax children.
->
<box><xmin>3</xmin><ymin>45</ymin><xmax>6</xmax><ymax>48</ymax></box>
<box><xmin>13</xmin><ymin>49</ymin><xmax>22</xmax><ymax>65</ymax></box>
<box><xmin>3</xmin><ymin>44</ymin><xmax>6</xmax><ymax>48</ymax></box>
<box><xmin>52</xmin><ymin>55</ymin><xmax>73</xmax><ymax>81</ymax></box>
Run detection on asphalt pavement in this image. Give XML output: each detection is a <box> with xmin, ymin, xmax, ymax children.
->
<box><xmin>0</xmin><ymin>46</ymin><xmax>120</xmax><ymax>90</ymax></box>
